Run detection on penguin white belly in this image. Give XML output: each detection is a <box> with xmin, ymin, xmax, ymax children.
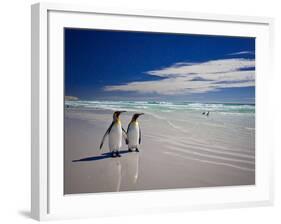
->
<box><xmin>128</xmin><ymin>122</ymin><xmax>139</xmax><ymax>148</ymax></box>
<box><xmin>109</xmin><ymin>122</ymin><xmax>122</xmax><ymax>151</ymax></box>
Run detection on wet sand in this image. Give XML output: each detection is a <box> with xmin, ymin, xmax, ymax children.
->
<box><xmin>64</xmin><ymin>108</ymin><xmax>255</xmax><ymax>194</ymax></box>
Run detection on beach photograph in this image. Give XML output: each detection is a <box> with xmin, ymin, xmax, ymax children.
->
<box><xmin>64</xmin><ymin>28</ymin><xmax>255</xmax><ymax>195</ymax></box>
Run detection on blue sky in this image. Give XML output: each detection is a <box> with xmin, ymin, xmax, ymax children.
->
<box><xmin>65</xmin><ymin>28</ymin><xmax>255</xmax><ymax>103</ymax></box>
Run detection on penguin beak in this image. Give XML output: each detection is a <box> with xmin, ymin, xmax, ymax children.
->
<box><xmin>119</xmin><ymin>111</ymin><xmax>126</xmax><ymax>113</ymax></box>
<box><xmin>135</xmin><ymin>113</ymin><xmax>144</xmax><ymax>118</ymax></box>
<box><xmin>116</xmin><ymin>111</ymin><xmax>126</xmax><ymax>117</ymax></box>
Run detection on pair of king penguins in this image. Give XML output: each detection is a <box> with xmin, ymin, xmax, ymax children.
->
<box><xmin>99</xmin><ymin>111</ymin><xmax>144</xmax><ymax>158</ymax></box>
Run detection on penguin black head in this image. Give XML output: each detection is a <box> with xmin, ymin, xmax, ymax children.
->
<box><xmin>113</xmin><ymin>111</ymin><xmax>126</xmax><ymax>120</ymax></box>
<box><xmin>132</xmin><ymin>113</ymin><xmax>144</xmax><ymax>121</ymax></box>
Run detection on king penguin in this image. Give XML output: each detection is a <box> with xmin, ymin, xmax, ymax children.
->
<box><xmin>99</xmin><ymin>111</ymin><xmax>127</xmax><ymax>157</ymax></box>
<box><xmin>127</xmin><ymin>113</ymin><xmax>144</xmax><ymax>152</ymax></box>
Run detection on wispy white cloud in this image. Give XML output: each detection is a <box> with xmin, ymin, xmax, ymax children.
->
<box><xmin>104</xmin><ymin>58</ymin><xmax>255</xmax><ymax>95</ymax></box>
<box><xmin>147</xmin><ymin>58</ymin><xmax>254</xmax><ymax>77</ymax></box>
<box><xmin>227</xmin><ymin>51</ymin><xmax>254</xmax><ymax>56</ymax></box>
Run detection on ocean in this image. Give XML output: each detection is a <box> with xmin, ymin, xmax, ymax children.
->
<box><xmin>65</xmin><ymin>100</ymin><xmax>255</xmax><ymax>115</ymax></box>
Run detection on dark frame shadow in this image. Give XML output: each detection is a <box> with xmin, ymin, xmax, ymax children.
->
<box><xmin>72</xmin><ymin>150</ymin><xmax>131</xmax><ymax>162</ymax></box>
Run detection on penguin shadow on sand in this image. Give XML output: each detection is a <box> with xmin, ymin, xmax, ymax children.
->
<box><xmin>72</xmin><ymin>150</ymin><xmax>130</xmax><ymax>162</ymax></box>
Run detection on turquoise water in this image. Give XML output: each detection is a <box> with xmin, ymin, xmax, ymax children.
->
<box><xmin>65</xmin><ymin>100</ymin><xmax>255</xmax><ymax>115</ymax></box>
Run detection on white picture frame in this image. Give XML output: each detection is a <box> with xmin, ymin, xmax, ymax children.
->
<box><xmin>31</xmin><ymin>2</ymin><xmax>274</xmax><ymax>221</ymax></box>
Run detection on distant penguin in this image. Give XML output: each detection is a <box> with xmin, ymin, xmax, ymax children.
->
<box><xmin>99</xmin><ymin>111</ymin><xmax>127</xmax><ymax>157</ymax></box>
<box><xmin>206</xmin><ymin>111</ymin><xmax>210</xmax><ymax>116</ymax></box>
<box><xmin>127</xmin><ymin>113</ymin><xmax>144</xmax><ymax>152</ymax></box>
<box><xmin>202</xmin><ymin>112</ymin><xmax>206</xmax><ymax>115</ymax></box>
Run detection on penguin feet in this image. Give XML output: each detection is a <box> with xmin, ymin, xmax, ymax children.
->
<box><xmin>128</xmin><ymin>148</ymin><xmax>132</xmax><ymax>152</ymax></box>
<box><xmin>135</xmin><ymin>148</ymin><xmax>139</xmax><ymax>152</ymax></box>
<box><xmin>111</xmin><ymin>152</ymin><xmax>117</xmax><ymax>158</ymax></box>
<box><xmin>111</xmin><ymin>151</ymin><xmax>121</xmax><ymax>158</ymax></box>
<box><xmin>116</xmin><ymin>151</ymin><xmax>121</xmax><ymax>157</ymax></box>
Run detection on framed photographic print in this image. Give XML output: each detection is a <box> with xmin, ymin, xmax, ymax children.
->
<box><xmin>31</xmin><ymin>2</ymin><xmax>274</xmax><ymax>221</ymax></box>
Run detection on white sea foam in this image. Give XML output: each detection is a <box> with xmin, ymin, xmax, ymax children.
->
<box><xmin>65</xmin><ymin>100</ymin><xmax>255</xmax><ymax>115</ymax></box>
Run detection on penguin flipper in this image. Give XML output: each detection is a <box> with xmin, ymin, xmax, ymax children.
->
<box><xmin>126</xmin><ymin>123</ymin><xmax>132</xmax><ymax>145</ymax></box>
<box><xmin>139</xmin><ymin>126</ymin><xmax>141</xmax><ymax>144</ymax></box>
<box><xmin>122</xmin><ymin>127</ymin><xmax>128</xmax><ymax>144</ymax></box>
<box><xmin>99</xmin><ymin>122</ymin><xmax>114</xmax><ymax>150</ymax></box>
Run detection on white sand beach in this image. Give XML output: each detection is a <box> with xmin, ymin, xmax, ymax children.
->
<box><xmin>64</xmin><ymin>102</ymin><xmax>255</xmax><ymax>195</ymax></box>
